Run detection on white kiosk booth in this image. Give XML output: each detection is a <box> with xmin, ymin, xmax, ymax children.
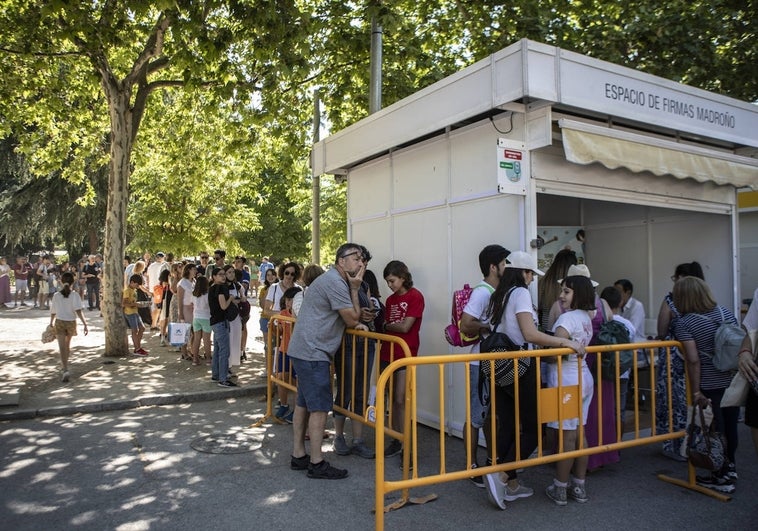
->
<box><xmin>311</xmin><ymin>39</ymin><xmax>758</xmax><ymax>434</ymax></box>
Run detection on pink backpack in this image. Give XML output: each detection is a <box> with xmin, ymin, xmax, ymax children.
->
<box><xmin>444</xmin><ymin>284</ymin><xmax>476</xmax><ymax>347</ymax></box>
<box><xmin>444</xmin><ymin>282</ymin><xmax>496</xmax><ymax>347</ymax></box>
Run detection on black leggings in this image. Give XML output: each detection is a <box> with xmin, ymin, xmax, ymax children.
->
<box><xmin>485</xmin><ymin>362</ymin><xmax>538</xmax><ymax>479</ymax></box>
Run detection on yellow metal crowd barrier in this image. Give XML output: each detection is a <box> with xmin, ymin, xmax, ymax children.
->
<box><xmin>373</xmin><ymin>340</ymin><xmax>728</xmax><ymax>530</ymax></box>
<box><xmin>250</xmin><ymin>319</ymin><xmax>724</xmax><ymax>530</ymax></box>
<box><xmin>254</xmin><ymin>314</ymin><xmax>411</xmax><ymax>432</ymax></box>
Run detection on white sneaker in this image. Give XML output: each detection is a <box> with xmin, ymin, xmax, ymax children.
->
<box><xmin>484</xmin><ymin>473</ymin><xmax>506</xmax><ymax>510</ymax></box>
<box><xmin>160</xmin><ymin>336</ymin><xmax>166</xmax><ymax>346</ymax></box>
<box><xmin>61</xmin><ymin>371</ymin><xmax>70</xmax><ymax>383</ymax></box>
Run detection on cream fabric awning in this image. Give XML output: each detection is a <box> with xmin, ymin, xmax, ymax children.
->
<box><xmin>559</xmin><ymin>119</ymin><xmax>758</xmax><ymax>189</ymax></box>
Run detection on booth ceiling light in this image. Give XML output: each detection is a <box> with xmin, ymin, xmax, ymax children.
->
<box><xmin>559</xmin><ymin>119</ymin><xmax>758</xmax><ymax>189</ymax></box>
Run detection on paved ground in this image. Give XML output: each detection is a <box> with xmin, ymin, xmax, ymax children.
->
<box><xmin>1</xmin><ymin>301</ymin><xmax>757</xmax><ymax>529</ymax></box>
<box><xmin>0</xmin><ymin>302</ymin><xmax>268</xmax><ymax>418</ymax></box>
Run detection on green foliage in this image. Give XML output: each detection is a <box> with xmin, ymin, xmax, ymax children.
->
<box><xmin>311</xmin><ymin>0</ymin><xmax>756</xmax><ymax>134</ymax></box>
<box><xmin>0</xmin><ymin>0</ymin><xmax>755</xmax><ymax>268</ymax></box>
<box><xmin>238</xmin><ymin>167</ymin><xmax>312</xmax><ymax>263</ymax></box>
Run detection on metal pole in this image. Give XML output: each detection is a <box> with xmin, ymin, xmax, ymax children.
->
<box><xmin>311</xmin><ymin>90</ymin><xmax>321</xmax><ymax>265</ymax></box>
<box><xmin>369</xmin><ymin>17</ymin><xmax>382</xmax><ymax>114</ymax></box>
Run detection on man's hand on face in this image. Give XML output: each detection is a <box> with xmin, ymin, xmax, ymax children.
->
<box><xmin>348</xmin><ymin>262</ymin><xmax>365</xmax><ymax>289</ymax></box>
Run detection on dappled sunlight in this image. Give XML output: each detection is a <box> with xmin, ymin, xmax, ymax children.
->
<box><xmin>263</xmin><ymin>490</ymin><xmax>295</xmax><ymax>506</ymax></box>
<box><xmin>103</xmin><ymin>454</ymin><xmax>139</xmax><ymax>472</ymax></box>
<box><xmin>114</xmin><ymin>519</ymin><xmax>156</xmax><ymax>531</ymax></box>
<box><xmin>30</xmin><ymin>470</ymin><xmax>57</xmax><ymax>484</ymax></box>
<box><xmin>0</xmin><ymin>457</ymin><xmax>37</xmax><ymax>478</ymax></box>
<box><xmin>71</xmin><ymin>510</ymin><xmax>99</xmax><ymax>525</ymax></box>
<box><xmin>94</xmin><ymin>477</ymin><xmax>137</xmax><ymax>491</ymax></box>
<box><xmin>141</xmin><ymin>452</ymin><xmax>184</xmax><ymax>472</ymax></box>
<box><xmin>119</xmin><ymin>492</ymin><xmax>158</xmax><ymax>510</ymax></box>
<box><xmin>2</xmin><ymin>309</ymin><xmax>266</xmax><ymax>412</ymax></box>
<box><xmin>7</xmin><ymin>500</ymin><xmax>60</xmax><ymax>514</ymax></box>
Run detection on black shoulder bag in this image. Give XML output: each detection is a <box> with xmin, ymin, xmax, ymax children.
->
<box><xmin>479</xmin><ymin>287</ymin><xmax>531</xmax><ymax>400</ymax></box>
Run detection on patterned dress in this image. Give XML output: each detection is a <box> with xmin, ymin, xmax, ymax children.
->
<box><xmin>655</xmin><ymin>293</ymin><xmax>687</xmax><ymax>457</ymax></box>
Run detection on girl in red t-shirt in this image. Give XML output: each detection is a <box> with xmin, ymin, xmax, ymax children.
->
<box><xmin>380</xmin><ymin>260</ymin><xmax>425</xmax><ymax>458</ymax></box>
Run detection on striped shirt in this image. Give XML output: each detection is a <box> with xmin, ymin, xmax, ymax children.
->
<box><xmin>674</xmin><ymin>305</ymin><xmax>737</xmax><ymax>390</ymax></box>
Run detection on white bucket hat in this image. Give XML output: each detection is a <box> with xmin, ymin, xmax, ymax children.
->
<box><xmin>505</xmin><ymin>251</ymin><xmax>545</xmax><ymax>276</ymax></box>
<box><xmin>559</xmin><ymin>264</ymin><xmax>599</xmax><ymax>287</ymax></box>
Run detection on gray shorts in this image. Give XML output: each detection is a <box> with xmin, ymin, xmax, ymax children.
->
<box><xmin>292</xmin><ymin>358</ymin><xmax>333</xmax><ymax>412</ymax></box>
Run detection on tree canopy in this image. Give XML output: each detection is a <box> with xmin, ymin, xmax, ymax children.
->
<box><xmin>0</xmin><ymin>0</ymin><xmax>755</xmax><ymax>353</ymax></box>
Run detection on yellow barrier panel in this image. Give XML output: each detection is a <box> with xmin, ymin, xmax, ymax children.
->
<box><xmin>251</xmin><ymin>314</ymin><xmax>412</xmax><ymax>438</ymax></box>
<box><xmin>373</xmin><ymin>340</ymin><xmax>728</xmax><ymax>531</ymax></box>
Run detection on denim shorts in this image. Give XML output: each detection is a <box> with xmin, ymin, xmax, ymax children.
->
<box><xmin>469</xmin><ymin>363</ymin><xmax>488</xmax><ymax>429</ymax></box>
<box><xmin>125</xmin><ymin>312</ymin><xmax>143</xmax><ymax>330</ymax></box>
<box><xmin>275</xmin><ymin>350</ymin><xmax>295</xmax><ymax>375</ymax></box>
<box><xmin>291</xmin><ymin>358</ymin><xmax>333</xmax><ymax>412</ymax></box>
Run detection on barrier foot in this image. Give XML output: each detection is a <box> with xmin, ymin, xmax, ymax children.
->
<box><xmin>382</xmin><ymin>493</ymin><xmax>438</xmax><ymax>512</ymax></box>
<box><xmin>249</xmin><ymin>414</ymin><xmax>287</xmax><ymax>428</ymax></box>
<box><xmin>657</xmin><ymin>474</ymin><xmax>731</xmax><ymax>502</ymax></box>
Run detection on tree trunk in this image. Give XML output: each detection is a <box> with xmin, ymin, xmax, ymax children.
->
<box><xmin>101</xmin><ymin>89</ymin><xmax>132</xmax><ymax>356</ymax></box>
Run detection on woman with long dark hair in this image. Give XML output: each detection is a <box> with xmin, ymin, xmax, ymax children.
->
<box><xmin>482</xmin><ymin>251</ymin><xmax>583</xmax><ymax>511</ymax></box>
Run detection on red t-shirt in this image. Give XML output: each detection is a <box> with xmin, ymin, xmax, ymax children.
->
<box><xmin>12</xmin><ymin>262</ymin><xmax>32</xmax><ymax>280</ymax></box>
<box><xmin>380</xmin><ymin>287</ymin><xmax>425</xmax><ymax>362</ymax></box>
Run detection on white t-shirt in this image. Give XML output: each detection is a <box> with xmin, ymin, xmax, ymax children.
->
<box><xmin>50</xmin><ymin>291</ymin><xmax>83</xmax><ymax>321</ymax></box>
<box><xmin>147</xmin><ymin>261</ymin><xmax>167</xmax><ymax>291</ymax></box>
<box><xmin>621</xmin><ymin>296</ymin><xmax>646</xmax><ymax>341</ymax></box>
<box><xmin>265</xmin><ymin>282</ymin><xmax>286</xmax><ymax>314</ymax></box>
<box><xmin>552</xmin><ymin>309</ymin><xmax>593</xmax><ymax>349</ymax></box>
<box><xmin>493</xmin><ymin>286</ymin><xmax>536</xmax><ymax>348</ymax></box>
<box><xmin>462</xmin><ymin>281</ymin><xmax>496</xmax><ymax>361</ymax></box>
<box><xmin>192</xmin><ymin>293</ymin><xmax>211</xmax><ymax>320</ymax></box>
<box><xmin>178</xmin><ymin>278</ymin><xmax>194</xmax><ymax>306</ymax></box>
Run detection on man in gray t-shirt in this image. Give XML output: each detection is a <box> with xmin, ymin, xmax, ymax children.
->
<box><xmin>289</xmin><ymin>243</ymin><xmax>367</xmax><ymax>480</ymax></box>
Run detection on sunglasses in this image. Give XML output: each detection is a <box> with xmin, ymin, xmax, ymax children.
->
<box><xmin>283</xmin><ymin>270</ymin><xmax>296</xmax><ymax>277</ymax></box>
<box><xmin>200</xmin><ymin>256</ymin><xmax>209</xmax><ymax>259</ymax></box>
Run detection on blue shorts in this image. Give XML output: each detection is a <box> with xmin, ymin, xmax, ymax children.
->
<box><xmin>275</xmin><ymin>350</ymin><xmax>295</xmax><ymax>375</ymax></box>
<box><xmin>125</xmin><ymin>312</ymin><xmax>144</xmax><ymax>330</ymax></box>
<box><xmin>291</xmin><ymin>358</ymin><xmax>333</xmax><ymax>413</ymax></box>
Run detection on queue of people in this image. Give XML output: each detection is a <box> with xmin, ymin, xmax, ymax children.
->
<box><xmin>457</xmin><ymin>246</ymin><xmax>754</xmax><ymax>510</ymax></box>
<box><xmin>9</xmin><ymin>241</ymin><xmax>757</xmax><ymax>502</ymax></box>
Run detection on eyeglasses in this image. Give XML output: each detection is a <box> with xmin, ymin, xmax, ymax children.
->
<box><xmin>340</xmin><ymin>251</ymin><xmax>361</xmax><ymax>260</ymax></box>
<box><xmin>283</xmin><ymin>270</ymin><xmax>296</xmax><ymax>277</ymax></box>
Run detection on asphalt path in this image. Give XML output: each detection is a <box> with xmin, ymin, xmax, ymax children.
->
<box><xmin>1</xmin><ymin>398</ymin><xmax>757</xmax><ymax>530</ymax></box>
<box><xmin>1</xmin><ymin>303</ymin><xmax>757</xmax><ymax>529</ymax></box>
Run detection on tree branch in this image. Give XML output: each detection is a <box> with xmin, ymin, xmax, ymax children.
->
<box><xmin>0</xmin><ymin>46</ymin><xmax>83</xmax><ymax>58</ymax></box>
<box><xmin>124</xmin><ymin>11</ymin><xmax>173</xmax><ymax>87</ymax></box>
